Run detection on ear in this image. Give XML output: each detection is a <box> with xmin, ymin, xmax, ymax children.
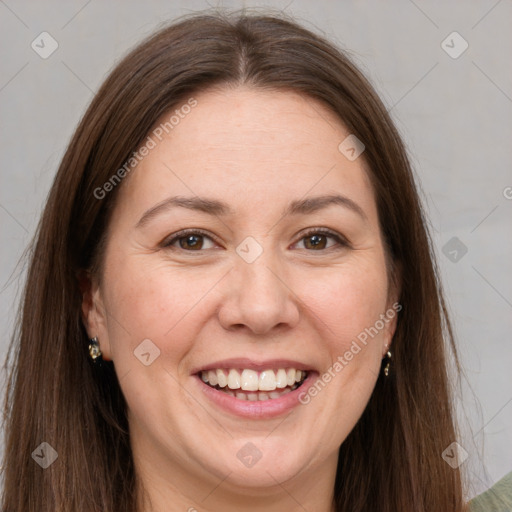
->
<box><xmin>383</xmin><ymin>260</ymin><xmax>402</xmax><ymax>356</ymax></box>
<box><xmin>77</xmin><ymin>270</ymin><xmax>113</xmax><ymax>361</ymax></box>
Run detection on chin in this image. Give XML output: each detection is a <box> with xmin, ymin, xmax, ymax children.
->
<box><xmin>203</xmin><ymin>440</ymin><xmax>310</xmax><ymax>489</ymax></box>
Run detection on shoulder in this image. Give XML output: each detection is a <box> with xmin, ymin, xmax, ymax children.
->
<box><xmin>469</xmin><ymin>471</ymin><xmax>512</xmax><ymax>512</ymax></box>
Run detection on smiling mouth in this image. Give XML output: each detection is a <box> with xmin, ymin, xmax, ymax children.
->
<box><xmin>198</xmin><ymin>368</ymin><xmax>308</xmax><ymax>401</ymax></box>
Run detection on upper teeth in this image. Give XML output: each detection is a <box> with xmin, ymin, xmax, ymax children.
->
<box><xmin>201</xmin><ymin>368</ymin><xmax>306</xmax><ymax>392</ymax></box>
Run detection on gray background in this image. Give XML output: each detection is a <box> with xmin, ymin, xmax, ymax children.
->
<box><xmin>1</xmin><ymin>0</ymin><xmax>511</xmax><ymax>501</ymax></box>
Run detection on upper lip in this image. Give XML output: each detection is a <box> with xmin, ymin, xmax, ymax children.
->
<box><xmin>191</xmin><ymin>358</ymin><xmax>316</xmax><ymax>374</ymax></box>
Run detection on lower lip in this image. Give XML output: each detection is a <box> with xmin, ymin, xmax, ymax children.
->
<box><xmin>195</xmin><ymin>372</ymin><xmax>318</xmax><ymax>419</ymax></box>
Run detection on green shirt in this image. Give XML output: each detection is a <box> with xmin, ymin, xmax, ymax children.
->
<box><xmin>469</xmin><ymin>471</ymin><xmax>512</xmax><ymax>511</ymax></box>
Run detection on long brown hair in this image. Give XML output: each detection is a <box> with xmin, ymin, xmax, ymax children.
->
<box><xmin>2</xmin><ymin>9</ymin><xmax>468</xmax><ymax>511</ymax></box>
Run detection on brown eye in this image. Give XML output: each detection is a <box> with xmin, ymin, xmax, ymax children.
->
<box><xmin>178</xmin><ymin>234</ymin><xmax>204</xmax><ymax>250</ymax></box>
<box><xmin>303</xmin><ymin>233</ymin><xmax>328</xmax><ymax>250</ymax></box>
<box><xmin>163</xmin><ymin>230</ymin><xmax>217</xmax><ymax>251</ymax></box>
<box><xmin>295</xmin><ymin>229</ymin><xmax>348</xmax><ymax>251</ymax></box>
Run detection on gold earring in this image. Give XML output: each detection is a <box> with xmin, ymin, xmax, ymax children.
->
<box><xmin>88</xmin><ymin>336</ymin><xmax>103</xmax><ymax>363</ymax></box>
<box><xmin>383</xmin><ymin>350</ymin><xmax>392</xmax><ymax>377</ymax></box>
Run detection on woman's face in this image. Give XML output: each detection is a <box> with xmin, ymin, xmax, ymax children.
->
<box><xmin>84</xmin><ymin>87</ymin><xmax>399</xmax><ymax>501</ymax></box>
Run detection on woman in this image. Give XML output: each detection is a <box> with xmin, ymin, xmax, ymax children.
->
<box><xmin>0</xmin><ymin>10</ymin><xmax>498</xmax><ymax>511</ymax></box>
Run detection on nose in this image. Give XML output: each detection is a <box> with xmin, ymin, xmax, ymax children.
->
<box><xmin>217</xmin><ymin>249</ymin><xmax>301</xmax><ymax>336</ymax></box>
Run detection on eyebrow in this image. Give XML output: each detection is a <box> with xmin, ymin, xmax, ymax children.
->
<box><xmin>135</xmin><ymin>193</ymin><xmax>368</xmax><ymax>228</ymax></box>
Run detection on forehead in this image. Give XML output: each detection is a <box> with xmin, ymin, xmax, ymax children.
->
<box><xmin>114</xmin><ymin>86</ymin><xmax>377</xmax><ymax>225</ymax></box>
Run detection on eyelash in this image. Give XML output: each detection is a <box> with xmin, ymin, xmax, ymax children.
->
<box><xmin>161</xmin><ymin>227</ymin><xmax>349</xmax><ymax>253</ymax></box>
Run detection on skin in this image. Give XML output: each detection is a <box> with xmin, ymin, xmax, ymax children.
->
<box><xmin>82</xmin><ymin>86</ymin><xmax>400</xmax><ymax>512</ymax></box>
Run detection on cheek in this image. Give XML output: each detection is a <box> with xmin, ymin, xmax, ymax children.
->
<box><xmin>298</xmin><ymin>263</ymin><xmax>387</xmax><ymax>444</ymax></box>
<box><xmin>103</xmin><ymin>258</ymin><xmax>217</xmax><ymax>359</ymax></box>
<box><xmin>300</xmin><ymin>258</ymin><xmax>389</xmax><ymax>346</ymax></box>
